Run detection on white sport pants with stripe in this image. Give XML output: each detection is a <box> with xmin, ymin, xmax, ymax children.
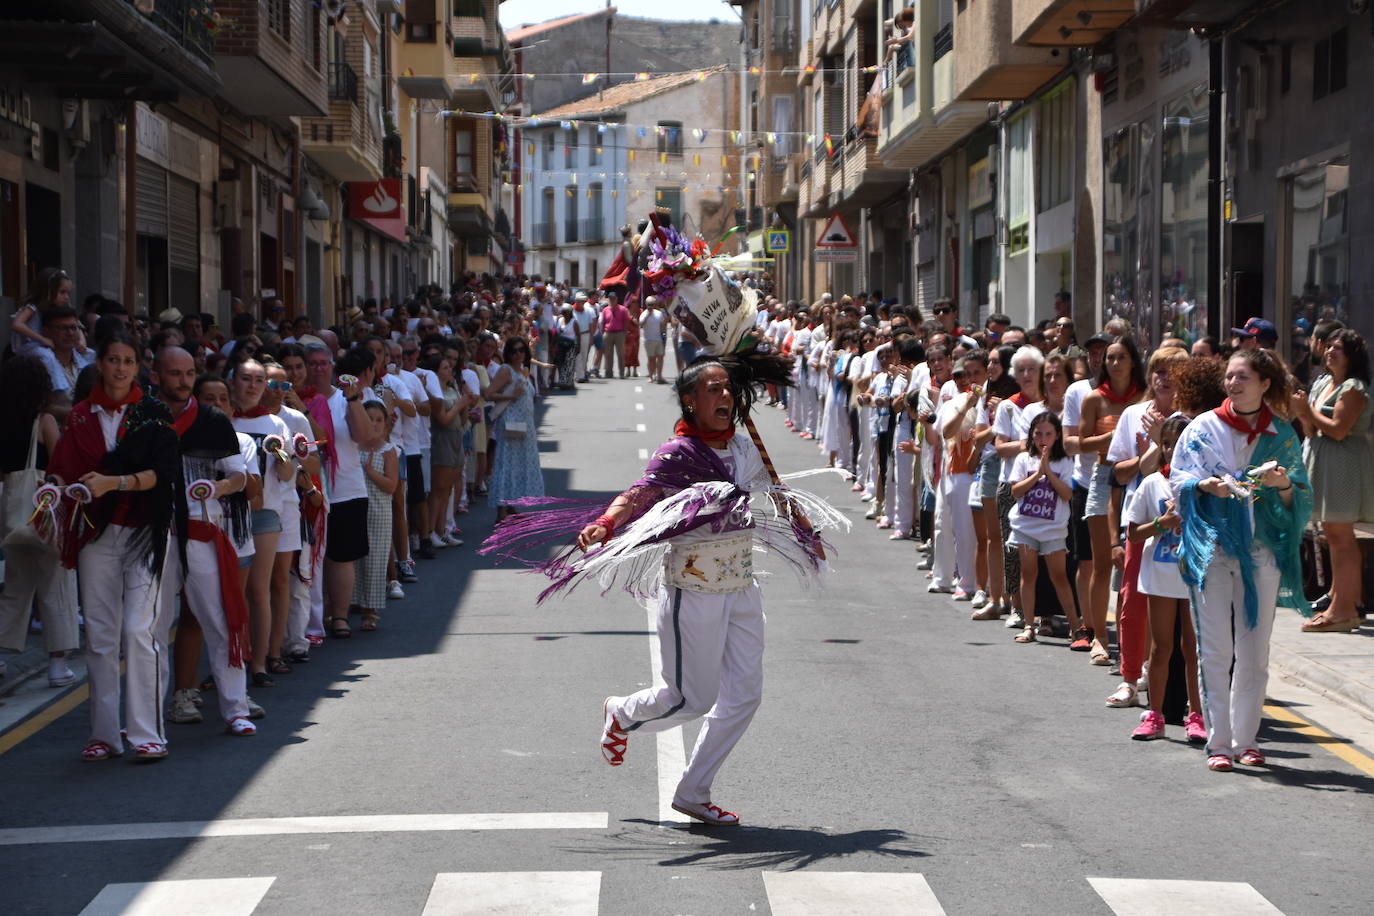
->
<box><xmin>612</xmin><ymin>583</ymin><xmax>765</xmax><ymax>806</ymax></box>
<box><xmin>79</xmin><ymin>525</ymin><xmax>168</xmax><ymax>749</ymax></box>
<box><xmin>1191</xmin><ymin>544</ymin><xmax>1279</xmax><ymax>758</ymax></box>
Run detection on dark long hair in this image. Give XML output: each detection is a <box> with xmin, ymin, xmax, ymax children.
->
<box><xmin>1095</xmin><ymin>334</ymin><xmax>1147</xmax><ymax>393</ymax></box>
<box><xmin>20</xmin><ymin>266</ymin><xmax>68</xmax><ymax>309</ymax></box>
<box><xmin>674</xmin><ymin>348</ymin><xmax>794</xmax><ymax>425</ymax></box>
<box><xmin>1229</xmin><ymin>348</ymin><xmax>1293</xmax><ymax>417</ymax></box>
<box><xmin>1024</xmin><ymin>411</ymin><xmax>1068</xmax><ymax>462</ymax></box>
<box><xmin>1328</xmin><ymin>328</ymin><xmax>1371</xmax><ymax>385</ymax></box>
<box><xmin>0</xmin><ymin>355</ymin><xmax>53</xmax><ymax>435</ymax></box>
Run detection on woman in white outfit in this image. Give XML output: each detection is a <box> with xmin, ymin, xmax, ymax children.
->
<box><xmin>1172</xmin><ymin>349</ymin><xmax>1311</xmax><ymax>772</ymax></box>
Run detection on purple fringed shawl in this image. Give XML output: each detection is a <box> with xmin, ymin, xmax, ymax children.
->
<box><xmin>480</xmin><ymin>434</ymin><xmax>757</xmax><ymax>601</ymax></box>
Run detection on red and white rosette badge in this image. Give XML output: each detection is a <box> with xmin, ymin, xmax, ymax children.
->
<box><xmin>29</xmin><ymin>483</ymin><xmax>61</xmax><ymax>540</ymax></box>
<box><xmin>293</xmin><ymin>433</ymin><xmax>311</xmax><ymax>460</ymax></box>
<box><xmin>338</xmin><ymin>374</ymin><xmax>359</xmax><ymax>389</ymax></box>
<box><xmin>187</xmin><ymin>478</ymin><xmax>216</xmax><ymax>522</ymax></box>
<box><xmin>263</xmin><ymin>435</ymin><xmax>289</xmax><ymax>463</ymax></box>
<box><xmin>65</xmin><ymin>482</ymin><xmax>95</xmax><ymax>532</ymax></box>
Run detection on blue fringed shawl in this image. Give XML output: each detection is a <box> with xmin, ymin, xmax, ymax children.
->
<box><xmin>1176</xmin><ymin>416</ymin><xmax>1312</xmax><ymax>626</ymax></box>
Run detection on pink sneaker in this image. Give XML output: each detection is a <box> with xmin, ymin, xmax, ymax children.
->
<box><xmin>1184</xmin><ymin>711</ymin><xmax>1207</xmax><ymax>745</ymax></box>
<box><xmin>1131</xmin><ymin>710</ymin><xmax>1165</xmax><ymax>741</ymax></box>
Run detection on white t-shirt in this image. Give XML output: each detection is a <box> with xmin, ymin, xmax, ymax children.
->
<box><xmin>276</xmin><ymin>405</ymin><xmax>314</xmax><ymax>507</ymax></box>
<box><xmin>992</xmin><ymin>397</ymin><xmax>1036</xmax><ymax>482</ymax></box>
<box><xmin>232</xmin><ymin>412</ymin><xmax>293</xmax><ymax>513</ymax></box>
<box><xmin>558</xmin><ymin>316</ymin><xmax>578</xmax><ymax>340</ymax></box>
<box><xmin>572</xmin><ymin>306</ymin><xmax>596</xmax><ymax>334</ymax></box>
<box><xmin>234</xmin><ymin>432</ymin><xmax>258</xmax><ymax>560</ymax></box>
<box><xmin>1106</xmin><ymin>401</ymin><xmax>1153</xmax><ymax>506</ymax></box>
<box><xmin>1007</xmin><ymin>452</ymin><xmax>1075</xmax><ymax>542</ymax></box>
<box><xmin>460</xmin><ymin>367</ymin><xmax>481</xmax><ymax>400</ymax></box>
<box><xmin>380</xmin><ymin>372</ymin><xmax>417</xmax><ymax>455</ymax></box>
<box><xmin>327</xmin><ymin>389</ymin><xmax>368</xmax><ymax>503</ymax></box>
<box><xmin>1123</xmin><ymin>472</ymin><xmax>1187</xmax><ymax>598</ymax></box>
<box><xmin>1062</xmin><ymin>378</ymin><xmax>1095</xmax><ymax>487</ymax></box>
<box><xmin>640</xmin><ymin>308</ymin><xmax>665</xmax><ymax>342</ymax></box>
<box><xmin>412</xmin><ymin>367</ymin><xmax>443</xmax><ymax>449</ymax></box>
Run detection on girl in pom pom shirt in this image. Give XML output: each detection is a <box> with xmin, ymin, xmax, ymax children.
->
<box><xmin>1007</xmin><ymin>412</ymin><xmax>1081</xmax><ymax>644</ymax></box>
<box><xmin>1122</xmin><ymin>415</ymin><xmax>1207</xmax><ymax>744</ymax></box>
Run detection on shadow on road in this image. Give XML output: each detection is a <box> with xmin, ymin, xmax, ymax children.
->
<box><xmin>595</xmin><ymin>820</ymin><xmax>932</xmax><ymax>870</ymax></box>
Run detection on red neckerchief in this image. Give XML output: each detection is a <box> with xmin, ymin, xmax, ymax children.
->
<box><xmin>675</xmin><ymin>418</ymin><xmax>735</xmax><ymax>444</ymax></box>
<box><xmin>1096</xmin><ymin>382</ymin><xmax>1141</xmax><ymax>405</ymax></box>
<box><xmin>233</xmin><ymin>405</ymin><xmax>271</xmax><ymax>419</ymax></box>
<box><xmin>171</xmin><ymin>397</ymin><xmax>199</xmax><ymax>438</ymax></box>
<box><xmin>89</xmin><ymin>381</ymin><xmax>142</xmax><ymax>410</ymax></box>
<box><xmin>1010</xmin><ymin>391</ymin><xmax>1033</xmax><ymax>409</ymax></box>
<box><xmin>1215</xmin><ymin>398</ymin><xmax>1275</xmax><ymax>445</ymax></box>
<box><xmin>1161</xmin><ymin>464</ymin><xmax>1171</xmax><ymax>478</ymax></box>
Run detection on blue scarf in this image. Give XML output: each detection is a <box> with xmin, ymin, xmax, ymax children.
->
<box><xmin>1177</xmin><ymin>416</ymin><xmax>1311</xmax><ymax>627</ymax></box>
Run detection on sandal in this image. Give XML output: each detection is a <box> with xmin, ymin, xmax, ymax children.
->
<box><xmin>81</xmin><ymin>740</ymin><xmax>120</xmax><ymax>761</ymax></box>
<box><xmin>251</xmin><ymin>671</ymin><xmax>275</xmax><ymax>689</ymax></box>
<box><xmin>1014</xmin><ymin>626</ymin><xmax>1036</xmax><ymax>643</ymax></box>
<box><xmin>133</xmin><ymin>742</ymin><xmax>168</xmax><ymax>762</ymax></box>
<box><xmin>226</xmin><ymin>716</ymin><xmax>257</xmax><ymax>736</ymax></box>
<box><xmin>1106</xmin><ymin>682</ymin><xmax>1138</xmax><ymax>708</ymax></box>
<box><xmin>266</xmin><ymin>657</ymin><xmax>292</xmax><ymax>675</ymax></box>
<box><xmin>1037</xmin><ymin>621</ymin><xmax>1054</xmax><ymax>637</ymax></box>
<box><xmin>1301</xmin><ymin>613</ymin><xmax>1361</xmax><ymax>632</ymax></box>
<box><xmin>601</xmin><ymin>697</ymin><xmax>628</xmax><ymax>766</ymax></box>
<box><xmin>1090</xmin><ymin>639</ymin><xmax>1111</xmax><ymax>665</ymax></box>
<box><xmin>1069</xmin><ymin>627</ymin><xmax>1093</xmax><ymax>652</ymax></box>
<box><xmin>360</xmin><ymin>614</ymin><xmax>380</xmax><ymax>632</ymax></box>
<box><xmin>329</xmin><ymin>617</ymin><xmax>351</xmax><ymax>639</ymax></box>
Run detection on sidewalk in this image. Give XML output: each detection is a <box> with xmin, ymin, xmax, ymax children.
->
<box><xmin>1269</xmin><ymin>607</ymin><xmax>1374</xmax><ymax>721</ymax></box>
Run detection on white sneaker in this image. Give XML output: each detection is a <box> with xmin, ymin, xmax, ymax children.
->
<box><xmin>864</xmin><ymin>505</ymin><xmax>879</xmax><ymax>520</ymax></box>
<box><xmin>428</xmin><ymin>534</ymin><xmax>448</xmax><ymax>550</ymax></box>
<box><xmin>169</xmin><ymin>689</ymin><xmax>203</xmax><ymax>724</ymax></box>
<box><xmin>917</xmin><ymin>556</ymin><xmax>933</xmax><ymax>571</ymax></box>
<box><xmin>951</xmin><ymin>588</ymin><xmax>973</xmax><ymax>601</ymax></box>
<box><xmin>387</xmin><ymin>580</ymin><xmax>405</xmax><ymax>600</ymax></box>
<box><xmin>246</xmin><ymin>696</ymin><xmax>266</xmax><ymax>719</ymax></box>
<box><xmin>442</xmin><ymin>533</ymin><xmax>464</xmax><ymax>547</ymax></box>
<box><xmin>969</xmin><ymin>590</ymin><xmax>990</xmax><ymax>609</ymax></box>
<box><xmin>927</xmin><ymin>582</ymin><xmax>953</xmax><ymax>594</ymax></box>
<box><xmin>1136</xmin><ymin>675</ymin><xmax>1149</xmax><ymax>694</ymax></box>
<box><xmin>1005</xmin><ymin>611</ymin><xmax>1026</xmax><ymax>629</ymax></box>
<box><xmin>670</xmin><ymin>797</ymin><xmax>740</xmax><ymax>826</ymax></box>
<box><xmin>47</xmin><ymin>660</ymin><xmax>76</xmax><ymax>688</ymax></box>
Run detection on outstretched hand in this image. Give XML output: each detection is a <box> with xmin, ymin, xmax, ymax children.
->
<box><xmin>577</xmin><ymin>524</ymin><xmax>609</xmax><ymax>552</ymax></box>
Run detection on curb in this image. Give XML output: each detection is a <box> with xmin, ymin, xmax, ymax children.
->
<box><xmin>1270</xmin><ymin>640</ymin><xmax>1374</xmax><ymax>724</ymax></box>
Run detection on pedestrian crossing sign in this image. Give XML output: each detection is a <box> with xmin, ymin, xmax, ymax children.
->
<box><xmin>766</xmin><ymin>230</ymin><xmax>790</xmax><ymax>253</ymax></box>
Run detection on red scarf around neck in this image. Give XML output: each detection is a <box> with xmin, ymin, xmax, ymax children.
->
<box><xmin>675</xmin><ymin>418</ymin><xmax>735</xmax><ymax>444</ymax></box>
<box><xmin>171</xmin><ymin>397</ymin><xmax>199</xmax><ymax>438</ymax></box>
<box><xmin>1215</xmin><ymin>397</ymin><xmax>1275</xmax><ymax>445</ymax></box>
<box><xmin>233</xmin><ymin>404</ymin><xmax>271</xmax><ymax>419</ymax></box>
<box><xmin>1096</xmin><ymin>381</ymin><xmax>1141</xmax><ymax>405</ymax></box>
<box><xmin>90</xmin><ymin>381</ymin><xmax>142</xmax><ymax>410</ymax></box>
<box><xmin>1010</xmin><ymin>391</ymin><xmax>1034</xmax><ymax>409</ymax></box>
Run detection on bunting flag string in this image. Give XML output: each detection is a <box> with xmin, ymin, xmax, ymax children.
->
<box><xmin>488</xmin><ymin>65</ymin><xmax>881</xmax><ymax>80</ymax></box>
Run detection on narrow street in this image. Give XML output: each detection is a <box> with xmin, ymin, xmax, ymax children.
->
<box><xmin>1</xmin><ymin>378</ymin><xmax>1370</xmax><ymax>915</ymax></box>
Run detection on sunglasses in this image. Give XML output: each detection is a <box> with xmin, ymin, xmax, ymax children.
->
<box><xmin>934</xmin><ymin>306</ymin><xmax>953</xmax><ymax>315</ymax></box>
<box><xmin>266</xmin><ymin>380</ymin><xmax>293</xmax><ymax>391</ymax></box>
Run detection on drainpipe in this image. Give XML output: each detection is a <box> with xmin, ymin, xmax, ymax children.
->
<box><xmin>292</xmin><ymin>128</ymin><xmax>302</xmax><ymax>317</ymax></box>
<box><xmin>123</xmin><ymin>101</ymin><xmax>137</xmax><ymax>308</ymax></box>
<box><xmin>1206</xmin><ymin>36</ymin><xmax>1223</xmax><ymax>338</ymax></box>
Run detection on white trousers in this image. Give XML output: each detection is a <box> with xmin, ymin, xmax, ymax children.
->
<box><xmin>160</xmin><ymin>543</ymin><xmax>249</xmax><ymax>722</ymax></box>
<box><xmin>286</xmin><ymin>548</ymin><xmax>326</xmax><ymax>654</ymax></box>
<box><xmin>886</xmin><ymin>448</ymin><xmax>915</xmax><ymax>536</ymax></box>
<box><xmin>1191</xmin><ymin>545</ymin><xmax>1279</xmax><ymax>757</ymax></box>
<box><xmin>933</xmin><ymin>471</ymin><xmax>974</xmax><ymax>591</ymax></box>
<box><xmin>799</xmin><ymin>375</ymin><xmax>820</xmax><ymax>435</ymax></box>
<box><xmin>80</xmin><ymin>525</ymin><xmax>167</xmax><ymax>749</ymax></box>
<box><xmin>857</xmin><ymin>407</ymin><xmax>874</xmax><ymax>492</ymax></box>
<box><xmin>612</xmin><ymin>583</ymin><xmax>765</xmax><ymax>806</ymax></box>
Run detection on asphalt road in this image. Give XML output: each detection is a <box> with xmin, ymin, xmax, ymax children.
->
<box><xmin>1</xmin><ymin>372</ymin><xmax>1371</xmax><ymax>915</ymax></box>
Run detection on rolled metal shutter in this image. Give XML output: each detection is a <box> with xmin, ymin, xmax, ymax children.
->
<box><xmin>168</xmin><ymin>175</ymin><xmax>199</xmax><ymax>272</ymax></box>
<box><xmin>134</xmin><ymin>158</ymin><xmax>167</xmax><ymax>237</ymax></box>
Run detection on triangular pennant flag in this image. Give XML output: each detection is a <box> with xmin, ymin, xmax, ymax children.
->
<box><xmin>659</xmin><ymin>152</ymin><xmax>667</xmax><ymax>164</ymax></box>
<box><xmin>597</xmin><ymin>123</ymin><xmax>607</xmax><ymax>134</ymax></box>
<box><xmin>695</xmin><ymin>71</ymin><xmax>707</xmax><ymax>82</ymax></box>
<box><xmin>692</xmin><ymin>128</ymin><xmax>704</xmax><ymax>142</ymax></box>
<box><xmin>628</xmin><ymin>150</ymin><xmax>636</xmax><ymax>162</ymax></box>
<box><xmin>637</xmin><ymin>126</ymin><xmax>647</xmax><ymax>138</ymax></box>
<box><xmin>582</xmin><ymin>73</ymin><xmax>599</xmax><ymax>85</ymax></box>
<box><xmin>749</xmin><ymin>66</ymin><xmax>761</xmax><ymax>76</ymax></box>
<box><xmin>468</xmin><ymin>73</ymin><xmax>479</xmax><ymax>84</ymax></box>
<box><xmin>560</xmin><ymin>120</ymin><xmax>572</xmax><ymax>130</ymax></box>
<box><xmin>767</xmin><ymin>132</ymin><xmax>777</xmax><ymax>145</ymax></box>
<box><xmin>692</xmin><ymin>153</ymin><xmax>700</xmax><ymax>167</ymax></box>
<box><xmin>527</xmin><ymin>142</ymin><xmax>534</xmax><ymax>156</ymax></box>
<box><xmin>721</xmin><ymin>155</ymin><xmax>728</xmax><ymax>168</ymax></box>
<box><xmin>635</xmin><ymin>72</ymin><xmax>650</xmax><ymax>81</ymax></box>
<box><xmin>611</xmin><ymin>189</ymin><xmax>618</xmax><ymax>198</ymax></box>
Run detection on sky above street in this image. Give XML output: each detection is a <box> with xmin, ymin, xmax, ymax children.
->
<box><xmin>499</xmin><ymin>0</ymin><xmax>739</xmax><ymax>30</ymax></box>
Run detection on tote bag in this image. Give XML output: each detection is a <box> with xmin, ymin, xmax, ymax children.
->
<box><xmin>1</xmin><ymin>419</ymin><xmax>46</xmax><ymax>550</ymax></box>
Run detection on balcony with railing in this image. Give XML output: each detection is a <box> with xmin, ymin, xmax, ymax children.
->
<box><xmin>532</xmin><ymin>222</ymin><xmax>555</xmax><ymax>247</ymax></box>
<box><xmin>303</xmin><ymin>62</ymin><xmax>382</xmax><ymax>182</ymax></box>
<box><xmin>579</xmin><ymin>217</ymin><xmax>607</xmax><ymax>244</ymax></box>
<box><xmin>1012</xmin><ymin>0</ymin><xmax>1134</xmax><ymax>47</ymax></box>
<box><xmin>563</xmin><ymin>220</ymin><xmax>580</xmax><ymax>244</ymax></box>
<box><xmin>952</xmin><ymin>0</ymin><xmax>1061</xmax><ymax>101</ymax></box>
<box><xmin>146</xmin><ymin>0</ymin><xmax>216</xmax><ymax>66</ymax></box>
<box><xmin>213</xmin><ymin>0</ymin><xmax>329</xmax><ymax>115</ymax></box>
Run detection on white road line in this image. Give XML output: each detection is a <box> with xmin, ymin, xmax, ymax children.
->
<box><xmin>635</xmin><ymin>423</ymin><xmax>647</xmax><ymax>432</ymax></box>
<box><xmin>1088</xmin><ymin>878</ymin><xmax>1284</xmax><ymax>915</ymax></box>
<box><xmin>635</xmin><ymin>402</ymin><xmax>645</xmax><ymax>411</ymax></box>
<box><xmin>638</xmin><ymin>448</ymin><xmax>649</xmax><ymax>460</ymax></box>
<box><xmin>79</xmin><ymin>877</ymin><xmax>275</xmax><ymax>916</ymax></box>
<box><xmin>644</xmin><ymin>600</ymin><xmax>689</xmax><ymax>824</ymax></box>
<box><xmin>423</xmin><ymin>872</ymin><xmax>601</xmax><ymax>915</ymax></box>
<box><xmin>635</xmin><ymin>386</ymin><xmax>643</xmax><ymax>393</ymax></box>
<box><xmin>763</xmin><ymin>871</ymin><xmax>947</xmax><ymax>915</ymax></box>
<box><xmin>0</xmin><ymin>812</ymin><xmax>609</xmax><ymax>846</ymax></box>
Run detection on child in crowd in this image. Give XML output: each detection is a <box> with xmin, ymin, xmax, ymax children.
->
<box><xmin>1123</xmin><ymin>416</ymin><xmax>1207</xmax><ymax>742</ymax></box>
<box><xmin>353</xmin><ymin>402</ymin><xmax>398</xmax><ymax>632</ymax></box>
<box><xmin>1007</xmin><ymin>412</ymin><xmax>1080</xmax><ymax>644</ymax></box>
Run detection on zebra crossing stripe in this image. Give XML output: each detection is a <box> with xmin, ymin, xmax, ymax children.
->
<box><xmin>762</xmin><ymin>871</ymin><xmax>947</xmax><ymax>915</ymax></box>
<box><xmin>79</xmin><ymin>877</ymin><xmax>275</xmax><ymax>915</ymax></box>
<box><xmin>1088</xmin><ymin>878</ymin><xmax>1284</xmax><ymax>915</ymax></box>
<box><xmin>422</xmin><ymin>871</ymin><xmax>601</xmax><ymax>915</ymax></box>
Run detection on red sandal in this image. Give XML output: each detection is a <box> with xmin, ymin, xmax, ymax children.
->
<box><xmin>601</xmin><ymin>697</ymin><xmax>628</xmax><ymax>766</ymax></box>
<box><xmin>81</xmin><ymin>740</ymin><xmax>120</xmax><ymax>761</ymax></box>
